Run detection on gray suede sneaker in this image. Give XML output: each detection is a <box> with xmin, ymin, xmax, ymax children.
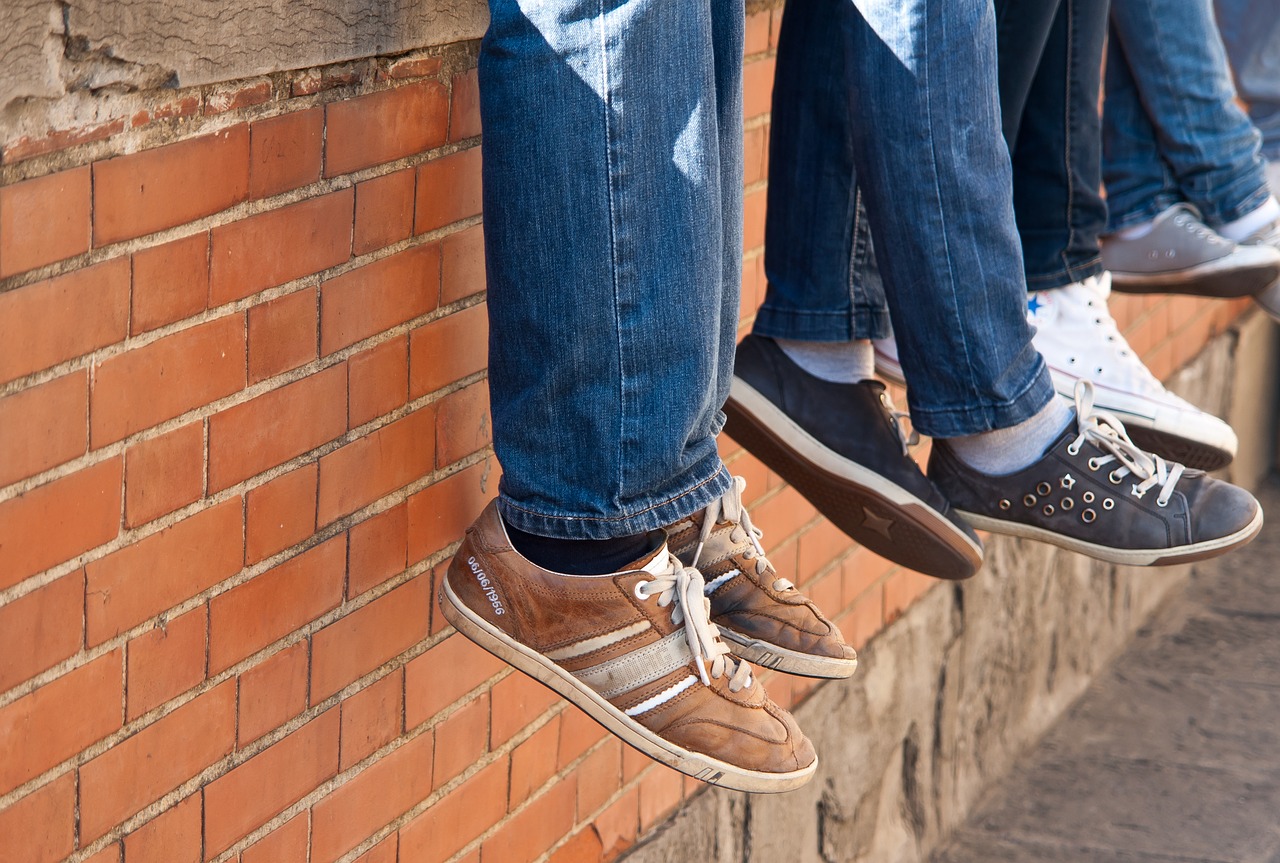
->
<box><xmin>1244</xmin><ymin>216</ymin><xmax>1280</xmax><ymax>323</ymax></box>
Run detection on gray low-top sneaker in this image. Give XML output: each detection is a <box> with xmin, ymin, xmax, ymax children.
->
<box><xmin>1101</xmin><ymin>203</ymin><xmax>1280</xmax><ymax>297</ymax></box>
<box><xmin>1243</xmin><ymin>216</ymin><xmax>1280</xmax><ymax>323</ymax></box>
<box><xmin>928</xmin><ymin>381</ymin><xmax>1263</xmax><ymax>567</ymax></box>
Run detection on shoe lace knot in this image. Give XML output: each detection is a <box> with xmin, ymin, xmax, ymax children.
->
<box><xmin>690</xmin><ymin>476</ymin><xmax>793</xmax><ymax>592</ymax></box>
<box><xmin>1068</xmin><ymin>380</ymin><xmax>1186</xmax><ymax>507</ymax></box>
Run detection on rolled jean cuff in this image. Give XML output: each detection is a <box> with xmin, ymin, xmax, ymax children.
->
<box><xmin>910</xmin><ymin>361</ymin><xmax>1057</xmax><ymax>438</ymax></box>
<box><xmin>752</xmin><ymin>305</ymin><xmax>855</xmax><ymax>342</ymax></box>
<box><xmin>497</xmin><ymin>460</ymin><xmax>734</xmax><ymax>540</ymax></box>
<box><xmin>1025</xmin><ymin>256</ymin><xmax>1104</xmax><ymax>291</ymax></box>
<box><xmin>1106</xmin><ymin>192</ymin><xmax>1183</xmax><ymax>234</ymax></box>
<box><xmin>1202</xmin><ymin>180</ymin><xmax>1274</xmax><ymax>229</ymax></box>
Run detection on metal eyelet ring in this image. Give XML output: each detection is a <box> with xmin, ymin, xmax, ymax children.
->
<box><xmin>1156</xmin><ymin>497</ymin><xmax>1169</xmax><ymax>508</ymax></box>
<box><xmin>1083</xmin><ymin>491</ymin><xmax>1095</xmax><ymax>503</ymax></box>
<box><xmin>1082</xmin><ymin>508</ymin><xmax>1097</xmax><ymax>524</ymax></box>
<box><xmin>1102</xmin><ymin>498</ymin><xmax>1114</xmax><ymax>511</ymax></box>
<box><xmin>999</xmin><ymin>499</ymin><xmax>1012</xmax><ymax>510</ymax></box>
<box><xmin>1036</xmin><ymin>482</ymin><xmax>1052</xmax><ymax>496</ymax></box>
<box><xmin>1067</xmin><ymin>443</ymin><xmax>1080</xmax><ymax>456</ymax></box>
<box><xmin>1061</xmin><ymin>497</ymin><xmax>1074</xmax><ymax>511</ymax></box>
<box><xmin>1088</xmin><ymin>458</ymin><xmax>1101</xmax><ymax>471</ymax></box>
<box><xmin>1042</xmin><ymin>504</ymin><xmax>1055</xmax><ymax>516</ymax></box>
<box><xmin>634</xmin><ymin>581</ymin><xmax>650</xmax><ymax>600</ymax></box>
<box><xmin>1023</xmin><ymin>494</ymin><xmax>1038</xmax><ymax>507</ymax></box>
<box><xmin>1109</xmin><ymin>470</ymin><xmax>1123</xmax><ymax>484</ymax></box>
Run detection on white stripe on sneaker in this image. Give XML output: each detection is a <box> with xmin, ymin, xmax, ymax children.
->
<box><xmin>544</xmin><ymin>620</ymin><xmax>652</xmax><ymax>662</ymax></box>
<box><xmin>702</xmin><ymin>569</ymin><xmax>740</xmax><ymax>595</ymax></box>
<box><xmin>624</xmin><ymin>675</ymin><xmax>698</xmax><ymax>717</ymax></box>
<box><xmin>574</xmin><ymin>630</ymin><xmax>693</xmax><ymax>700</ymax></box>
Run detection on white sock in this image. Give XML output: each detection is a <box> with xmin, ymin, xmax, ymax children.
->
<box><xmin>1219</xmin><ymin>195</ymin><xmax>1280</xmax><ymax>242</ymax></box>
<box><xmin>1116</xmin><ymin>218</ymin><xmax>1158</xmax><ymax>240</ymax></box>
<box><xmin>948</xmin><ymin>395</ymin><xmax>1074</xmax><ymax>475</ymax></box>
<box><xmin>775</xmin><ymin>337</ymin><xmax>876</xmax><ymax>384</ymax></box>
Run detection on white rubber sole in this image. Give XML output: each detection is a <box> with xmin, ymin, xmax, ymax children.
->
<box><xmin>719</xmin><ymin>627</ymin><xmax>858</xmax><ymax>680</ymax></box>
<box><xmin>439</xmin><ymin>576</ymin><xmax>818</xmax><ymax>793</ymax></box>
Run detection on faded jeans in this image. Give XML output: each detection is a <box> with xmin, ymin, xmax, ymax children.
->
<box><xmin>1216</xmin><ymin>0</ymin><xmax>1280</xmax><ymax>161</ymax></box>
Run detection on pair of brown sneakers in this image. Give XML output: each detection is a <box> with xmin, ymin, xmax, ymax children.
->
<box><xmin>438</xmin><ymin>477</ymin><xmax>854</xmax><ymax>793</ymax></box>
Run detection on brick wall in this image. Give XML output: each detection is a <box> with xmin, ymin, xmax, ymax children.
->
<box><xmin>0</xmin><ymin>8</ymin><xmax>1254</xmax><ymax>863</ymax></box>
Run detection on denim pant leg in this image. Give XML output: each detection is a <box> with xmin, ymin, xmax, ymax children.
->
<box><xmin>1106</xmin><ymin>0</ymin><xmax>1270</xmax><ymax>229</ymax></box>
<box><xmin>479</xmin><ymin>0</ymin><xmax>739</xmax><ymax>539</ymax></box>
<box><xmin>1215</xmin><ymin>0</ymin><xmax>1280</xmax><ymax>160</ymax></box>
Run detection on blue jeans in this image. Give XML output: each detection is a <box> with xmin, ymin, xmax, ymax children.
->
<box><xmin>758</xmin><ymin>0</ymin><xmax>1053</xmax><ymax>438</ymax></box>
<box><xmin>479</xmin><ymin>0</ymin><xmax>740</xmax><ymax>539</ymax></box>
<box><xmin>1216</xmin><ymin>0</ymin><xmax>1280</xmax><ymax>160</ymax></box>
<box><xmin>1103</xmin><ymin>0</ymin><xmax>1272</xmax><ymax>231</ymax></box>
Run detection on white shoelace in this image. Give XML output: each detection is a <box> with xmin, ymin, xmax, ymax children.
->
<box><xmin>1066</xmin><ymin>380</ymin><xmax>1186</xmax><ymax>507</ymax></box>
<box><xmin>880</xmin><ymin>389</ymin><xmax>920</xmax><ymax>456</ymax></box>
<box><xmin>636</xmin><ymin>557</ymin><xmax>754</xmax><ymax>691</ymax></box>
<box><xmin>690</xmin><ymin>476</ymin><xmax>794</xmax><ymax>593</ymax></box>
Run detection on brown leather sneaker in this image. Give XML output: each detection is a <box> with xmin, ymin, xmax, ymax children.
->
<box><xmin>439</xmin><ymin>501</ymin><xmax>818</xmax><ymax>793</ymax></box>
<box><xmin>665</xmin><ymin>478</ymin><xmax>858</xmax><ymax>680</ymax></box>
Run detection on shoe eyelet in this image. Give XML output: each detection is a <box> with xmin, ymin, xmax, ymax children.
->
<box><xmin>1083</xmin><ymin>491</ymin><xmax>1095</xmax><ymax>503</ymax></box>
<box><xmin>1088</xmin><ymin>458</ymin><xmax>1101</xmax><ymax>471</ymax></box>
<box><xmin>1109</xmin><ymin>470</ymin><xmax>1124</xmax><ymax>484</ymax></box>
<box><xmin>1068</xmin><ymin>357</ymin><xmax>1077</xmax><ymax>364</ymax></box>
<box><xmin>1043</xmin><ymin>504</ymin><xmax>1055</xmax><ymax>516</ymax></box>
<box><xmin>634</xmin><ymin>581</ymin><xmax>651</xmax><ymax>600</ymax></box>
<box><xmin>1067</xmin><ymin>444</ymin><xmax>1081</xmax><ymax>456</ymax></box>
<box><xmin>1036</xmin><ymin>482</ymin><xmax>1052</xmax><ymax>496</ymax></box>
<box><xmin>999</xmin><ymin>499</ymin><xmax>1012</xmax><ymax>510</ymax></box>
<box><xmin>1157</xmin><ymin>497</ymin><xmax>1169</xmax><ymax>508</ymax></box>
<box><xmin>1082</xmin><ymin>508</ymin><xmax>1097</xmax><ymax>524</ymax></box>
<box><xmin>1103</xmin><ymin>498</ymin><xmax>1115</xmax><ymax>511</ymax></box>
<box><xmin>1023</xmin><ymin>494</ymin><xmax>1038</xmax><ymax>507</ymax></box>
<box><xmin>1061</xmin><ymin>497</ymin><xmax>1074</xmax><ymax>510</ymax></box>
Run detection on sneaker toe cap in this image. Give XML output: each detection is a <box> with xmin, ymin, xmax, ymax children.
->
<box><xmin>1189</xmin><ymin>480</ymin><xmax>1261</xmax><ymax>542</ymax></box>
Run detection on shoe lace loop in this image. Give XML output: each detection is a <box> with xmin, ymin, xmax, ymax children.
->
<box><xmin>691</xmin><ymin>476</ymin><xmax>793</xmax><ymax>592</ymax></box>
<box><xmin>880</xmin><ymin>391</ymin><xmax>920</xmax><ymax>456</ymax></box>
<box><xmin>1069</xmin><ymin>380</ymin><xmax>1186</xmax><ymax>506</ymax></box>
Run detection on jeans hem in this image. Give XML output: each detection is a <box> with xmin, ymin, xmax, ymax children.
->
<box><xmin>911</xmin><ymin>363</ymin><xmax>1057</xmax><ymax>438</ymax></box>
<box><xmin>1106</xmin><ymin>194</ymin><xmax>1181</xmax><ymax>234</ymax></box>
<box><xmin>753</xmin><ymin>305</ymin><xmax>854</xmax><ymax>342</ymax></box>
<box><xmin>1025</xmin><ymin>256</ymin><xmax>1104</xmax><ymax>290</ymax></box>
<box><xmin>1206</xmin><ymin>182</ymin><xmax>1274</xmax><ymax>228</ymax></box>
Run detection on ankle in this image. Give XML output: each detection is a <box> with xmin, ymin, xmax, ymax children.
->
<box><xmin>947</xmin><ymin>397</ymin><xmax>1074</xmax><ymax>475</ymax></box>
<box><xmin>774</xmin><ymin>337</ymin><xmax>876</xmax><ymax>384</ymax></box>
<box><xmin>503</xmin><ymin>520</ymin><xmax>660</xmax><ymax>575</ymax></box>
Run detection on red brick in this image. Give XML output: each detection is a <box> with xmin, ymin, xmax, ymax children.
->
<box><xmin>320</xmin><ymin>243</ymin><xmax>441</xmax><ymax>355</ymax></box>
<box><xmin>316</xmin><ymin>406</ymin><xmax>436</xmax><ymax>526</ymax></box>
<box><xmin>245</xmin><ymin>462</ymin><xmax>318</xmax><ymax>564</ymax></box>
<box><xmin>339</xmin><ymin>670</ymin><xmax>403</xmax><ymax>769</ymax></box>
<box><xmin>408</xmin><ymin>302</ymin><xmax>488</xmax><ymax>398</ymax></box>
<box><xmin>406</xmin><ymin>458</ymin><xmax>493</xmax><ymax>563</ymax></box>
<box><xmin>744</xmin><ymin>185</ymin><xmax>767</xmax><ymax>252</ymax></box>
<box><xmin>83</xmin><ymin>845</ymin><xmax>121</xmax><ymax>863</ymax></box>
<box><xmin>435</xmin><ymin>379</ymin><xmax>490</xmax><ymax>467</ymax></box>
<box><xmin>208</xmin><ymin>364</ymin><xmax>347</xmax><ymax>491</ymax></box>
<box><xmin>3</xmin><ymin>118</ymin><xmax>125</xmax><ymax>165</ymax></box>
<box><xmin>94</xmin><ymin>126</ymin><xmax>250</xmax><ymax>245</ymax></box>
<box><xmin>742</xmin><ymin>57</ymin><xmax>775</xmax><ymax>121</ymax></box>
<box><xmin>482</xmin><ymin>775</ymin><xmax>577</xmax><ymax>863</ymax></box>
<box><xmin>247</xmin><ymin>287</ymin><xmax>317</xmax><ymax>384</ymax></box>
<box><xmin>398</xmin><ymin>756</ymin><xmax>507</xmax><ymax>863</ymax></box>
<box><xmin>0</xmin><ymin>773</ymin><xmax>76</xmax><ymax>863</ymax></box>
<box><xmin>385</xmin><ymin>56</ymin><xmax>443</xmax><ymax>80</ymax></box>
<box><xmin>414</xmin><ymin>147</ymin><xmax>483</xmax><ymax>235</ymax></box>
<box><xmin>311</xmin><ymin>575</ymin><xmax>427</xmax><ymax>703</ymax></box>
<box><xmin>440</xmin><ymin>223</ymin><xmax>486</xmax><ymax>304</ymax></box>
<box><xmin>242</xmin><ymin>811</ymin><xmax>309</xmax><ymax>863</ymax></box>
<box><xmin>0</xmin><ymin>457</ymin><xmax>121</xmax><ymax>591</ymax></box>
<box><xmin>489</xmin><ymin>670</ymin><xmax>560</xmax><ymax>748</ymax></box>
<box><xmin>79</xmin><ymin>681</ymin><xmax>232</xmax><ymax>841</ymax></box>
<box><xmin>449</xmin><ymin>68</ymin><xmax>481</xmax><ymax>142</ymax></box>
<box><xmin>576</xmin><ymin>739</ymin><xmax>621</xmax><ymax>817</ymax></box>
<box><xmin>209</xmin><ymin>535</ymin><xmax>345</xmax><ymax>674</ymax></box>
<box><xmin>131</xmin><ymin>233</ymin><xmax>210</xmax><ymax>335</ymax></box>
<box><xmin>550</xmin><ymin>829</ymin><xmax>604</xmax><ymax>863</ymax></box>
<box><xmin>0</xmin><ymin>369</ymin><xmax>87</xmax><ymax>488</ymax></box>
<box><xmin>557</xmin><ymin>706</ymin><xmax>607</xmax><ymax>769</ymax></box>
<box><xmin>0</xmin><ymin>257</ymin><xmax>130</xmax><ymax>385</ymax></box>
<box><xmin>124</xmin><ymin>421</ymin><xmax>204</xmax><ymax>528</ymax></box>
<box><xmin>205</xmin><ymin>80</ymin><xmax>272</xmax><ymax>115</ymax></box>
<box><xmin>508</xmin><ymin>713</ymin><xmax>559</xmax><ymax>806</ymax></box>
<box><xmin>432</xmin><ymin>692</ymin><xmax>490</xmax><ymax>792</ymax></box>
<box><xmin>238</xmin><ymin>640</ymin><xmax>309</xmax><ymax>746</ymax></box>
<box><xmin>290</xmin><ymin>66</ymin><xmax>362</xmax><ymax>97</ymax></box>
<box><xmin>0</xmin><ymin>167</ymin><xmax>91</xmax><ymax>278</ymax></box>
<box><xmin>91</xmin><ymin>314</ymin><xmax>246</xmax><ymax>447</ymax></box>
<box><xmin>326</xmin><ymin>82</ymin><xmax>449</xmax><ymax>177</ymax></box>
<box><xmin>353</xmin><ymin>834</ymin><xmax>397</xmax><ymax>863</ymax></box>
<box><xmin>348</xmin><ymin>336</ymin><xmax>408</xmax><ymax>428</ymax></box>
<box><xmin>209</xmin><ymin>189</ymin><xmax>353</xmax><ymax>306</ymax></box>
<box><xmin>125</xmin><ymin>605</ymin><xmax>206</xmax><ymax>721</ymax></box>
<box><xmin>85</xmin><ymin>498</ymin><xmax>241</xmax><ymax>645</ymax></box>
<box><xmin>0</xmin><ymin>570</ymin><xmax>82</xmax><ymax>693</ymax></box>
<box><xmin>349</xmin><ymin>503</ymin><xmax>408</xmax><ymax>596</ymax></box>
<box><xmin>743</xmin><ymin>124</ymin><xmax>767</xmax><ymax>187</ymax></box>
<box><xmin>404</xmin><ymin>634</ymin><xmax>506</xmax><ymax>728</ymax></box>
<box><xmin>204</xmin><ymin>709</ymin><xmax>340</xmax><ymax>857</ymax></box>
<box><xmin>751</xmin><ymin>485</ymin><xmax>817</xmax><ymax>550</ymax></box>
<box><xmin>311</xmin><ymin>731</ymin><xmax>434</xmax><ymax>863</ymax></box>
<box><xmin>354</xmin><ymin>168</ymin><xmax>416</xmax><ymax>256</ymax></box>
<box><xmin>124</xmin><ymin>794</ymin><xmax>201</xmax><ymax>863</ymax></box>
<box><xmin>250</xmin><ymin>108</ymin><xmax>323</xmax><ymax>199</ymax></box>
<box><xmin>592</xmin><ymin>786</ymin><xmax>638</xmax><ymax>860</ymax></box>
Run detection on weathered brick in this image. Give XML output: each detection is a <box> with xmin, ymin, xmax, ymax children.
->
<box><xmin>124</xmin><ymin>421</ymin><xmax>205</xmax><ymax>528</ymax></box>
<box><xmin>242</xmin><ymin>812</ymin><xmax>309</xmax><ymax>863</ymax></box>
<box><xmin>131</xmin><ymin>233</ymin><xmax>210</xmax><ymax>335</ymax></box>
<box><xmin>638</xmin><ymin>765</ymin><xmax>682</xmax><ymax>832</ymax></box>
<box><xmin>349</xmin><ymin>503</ymin><xmax>409</xmax><ymax>596</ymax></box>
<box><xmin>123</xmin><ymin>794</ymin><xmax>201</xmax><ymax>863</ymax></box>
<box><xmin>94</xmin><ymin>126</ymin><xmax>250</xmax><ymax>245</ymax></box>
<box><xmin>482</xmin><ymin>775</ymin><xmax>578</xmax><ymax>863</ymax></box>
<box><xmin>549</xmin><ymin>829</ymin><xmax>604</xmax><ymax>863</ymax></box>
<box><xmin>238</xmin><ymin>640</ymin><xmax>309</xmax><ymax>746</ymax></box>
<box><xmin>339</xmin><ymin>669</ymin><xmax>403</xmax><ymax>770</ymax></box>
<box><xmin>0</xmin><ymin>773</ymin><xmax>75</xmax><ymax>863</ymax></box>
<box><xmin>3</xmin><ymin>118</ymin><xmax>125</xmax><ymax>165</ymax></box>
<box><xmin>208</xmin><ymin>535</ymin><xmax>345</xmax><ymax>674</ymax></box>
<box><xmin>557</xmin><ymin>706</ymin><xmax>607</xmax><ymax>770</ymax></box>
<box><xmin>209</xmin><ymin>189</ymin><xmax>353</xmax><ymax>306</ymax></box>
<box><xmin>0</xmin><ymin>257</ymin><xmax>130</xmax><ymax>385</ymax></box>
<box><xmin>0</xmin><ymin>369</ymin><xmax>87</xmax><ymax>489</ymax></box>
<box><xmin>435</xmin><ymin>379</ymin><xmax>491</xmax><ymax>466</ymax></box>
<box><xmin>507</xmin><ymin>712</ymin><xmax>558</xmax><ymax>806</ymax></box>
<box><xmin>385</xmin><ymin>55</ymin><xmax>442</xmax><ymax>80</ymax></box>
<box><xmin>575</xmin><ymin>738</ymin><xmax>621</xmax><ymax>817</ymax></box>
<box><xmin>207</xmin><ymin>364</ymin><xmax>347</xmax><ymax>492</ymax></box>
<box><xmin>126</xmin><ymin>605</ymin><xmax>207</xmax><ymax>720</ymax></box>
<box><xmin>398</xmin><ymin>756</ymin><xmax>507</xmax><ymax>863</ymax></box>
<box><xmin>205</xmin><ymin>80</ymin><xmax>273</xmax><ymax>115</ymax></box>
<box><xmin>245</xmin><ymin>462</ymin><xmax>318</xmax><ymax>565</ymax></box>
<box><xmin>404</xmin><ymin>634</ymin><xmax>505</xmax><ymax>729</ymax></box>
<box><xmin>449</xmin><ymin>68</ymin><xmax>481</xmax><ymax>142</ymax></box>
<box><xmin>489</xmin><ymin>670</ymin><xmax>560</xmax><ymax>748</ymax></box>
<box><xmin>91</xmin><ymin>314</ymin><xmax>246</xmax><ymax>447</ymax></box>
<box><xmin>0</xmin><ymin>166</ymin><xmax>91</xmax><ymax>278</ymax></box>
<box><xmin>248</xmin><ymin>287</ymin><xmax>318</xmax><ymax>383</ymax></box>
<box><xmin>85</xmin><ymin>498</ymin><xmax>241</xmax><ymax>645</ymax></box>
<box><xmin>0</xmin><ymin>570</ymin><xmax>83</xmax><ymax>693</ymax></box>
<box><xmin>250</xmin><ymin>108</ymin><xmax>323</xmax><ymax>199</ymax></box>
<box><xmin>408</xmin><ymin>302</ymin><xmax>488</xmax><ymax>398</ymax></box>
<box><xmin>592</xmin><ymin>786</ymin><xmax>639</xmax><ymax>860</ymax></box>
<box><xmin>354</xmin><ymin>168</ymin><xmax>416</xmax><ymax>256</ymax></box>
<box><xmin>316</xmin><ymin>406</ymin><xmax>436</xmax><ymax>526</ymax></box>
<box><xmin>319</xmin><ymin>243</ymin><xmax>441</xmax><ymax>355</ymax></box>
<box><xmin>884</xmin><ymin>568</ymin><xmax>936</xmax><ymax>623</ymax></box>
<box><xmin>440</xmin><ymin>223</ymin><xmax>486</xmax><ymax>305</ymax></box>
<box><xmin>311</xmin><ymin>576</ymin><xmax>429</xmax><ymax>703</ymax></box>
<box><xmin>405</xmin><ymin>458</ymin><xmax>492</xmax><ymax>564</ymax></box>
<box><xmin>348</xmin><ymin>336</ymin><xmax>409</xmax><ymax>428</ymax></box>
<box><xmin>414</xmin><ymin>147</ymin><xmax>483</xmax><ymax>235</ymax></box>
<box><xmin>431</xmin><ymin>692</ymin><xmax>489</xmax><ymax>792</ymax></box>
<box><xmin>0</xmin><ymin>457</ymin><xmax>121</xmax><ymax>591</ymax></box>
<box><xmin>325</xmin><ymin>82</ymin><xmax>449</xmax><ymax>177</ymax></box>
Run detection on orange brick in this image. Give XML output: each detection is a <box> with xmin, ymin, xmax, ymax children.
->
<box><xmin>0</xmin><ymin>570</ymin><xmax>83</xmax><ymax>693</ymax></box>
<box><xmin>550</xmin><ymin>829</ymin><xmax>604</xmax><ymax>863</ymax></box>
<box><xmin>489</xmin><ymin>671</ymin><xmax>560</xmax><ymax>748</ymax></box>
<box><xmin>207</xmin><ymin>363</ymin><xmax>347</xmax><ymax>492</ymax></box>
<box><xmin>751</xmin><ymin>485</ymin><xmax>817</xmax><ymax>549</ymax></box>
<box><xmin>557</xmin><ymin>706</ymin><xmax>608</xmax><ymax>770</ymax></box>
<box><xmin>483</xmin><ymin>775</ymin><xmax>577</xmax><ymax>863</ymax></box>
<box><xmin>743</xmin><ymin>185</ymin><xmax>767</xmax><ymax>252</ymax></box>
<box><xmin>131</xmin><ymin>233</ymin><xmax>210</xmax><ymax>335</ymax></box>
<box><xmin>354</xmin><ymin>168</ymin><xmax>416</xmax><ymax>256</ymax></box>
<box><xmin>319</xmin><ymin>243</ymin><xmax>441</xmax><ymax>355</ymax></box>
<box><xmin>386</xmin><ymin>56</ymin><xmax>443</xmax><ymax>80</ymax></box>
<box><xmin>449</xmin><ymin>68</ymin><xmax>481</xmax><ymax>142</ymax></box>
<box><xmin>311</xmin><ymin>731</ymin><xmax>434</xmax><ymax>863</ymax></box>
<box><xmin>348</xmin><ymin>336</ymin><xmax>409</xmax><ymax>428</ymax></box>
<box><xmin>744</xmin><ymin>10</ymin><xmax>771</xmax><ymax>55</ymax></box>
<box><xmin>94</xmin><ymin>126</ymin><xmax>249</xmax><ymax>245</ymax></box>
<box><xmin>339</xmin><ymin>669</ymin><xmax>403</xmax><ymax>769</ymax></box>
<box><xmin>245</xmin><ymin>462</ymin><xmax>319</xmax><ymax>564</ymax></box>
<box><xmin>316</xmin><ymin>406</ymin><xmax>436</xmax><ymax>526</ymax></box>
<box><xmin>576</xmin><ymin>739</ymin><xmax>621</xmax><ymax>817</ymax></box>
<box><xmin>883</xmin><ymin>568</ymin><xmax>935</xmax><ymax>624</ymax></box>
<box><xmin>743</xmin><ymin>124</ymin><xmax>767</xmax><ymax>187</ymax></box>
<box><xmin>349</xmin><ymin>503</ymin><xmax>409</xmax><ymax>596</ymax></box>
<box><xmin>508</xmin><ymin>713</ymin><xmax>559</xmax><ymax>806</ymax></box>
<box><xmin>325</xmin><ymin>82</ymin><xmax>449</xmax><ymax>177</ymax></box>
<box><xmin>91</xmin><ymin>314</ymin><xmax>246</xmax><ymax>447</ymax></box>
<box><xmin>0</xmin><ymin>257</ymin><xmax>130</xmax><ymax>386</ymax></box>
<box><xmin>0</xmin><ymin>368</ymin><xmax>87</xmax><ymax>488</ymax></box>
<box><xmin>0</xmin><ymin>773</ymin><xmax>76</xmax><ymax>863</ymax></box>
<box><xmin>242</xmin><ymin>811</ymin><xmax>309</xmax><ymax>863</ymax></box>
<box><xmin>126</xmin><ymin>606</ymin><xmax>206</xmax><ymax>720</ymax></box>
<box><xmin>408</xmin><ymin>302</ymin><xmax>488</xmax><ymax>398</ymax></box>
<box><xmin>404</xmin><ymin>634</ymin><xmax>506</xmax><ymax>728</ymax></box>
<box><xmin>82</xmin><ymin>845</ymin><xmax>121</xmax><ymax>863</ymax></box>
<box><xmin>124</xmin><ymin>794</ymin><xmax>201</xmax><ymax>863</ymax></box>
<box><xmin>248</xmin><ymin>287</ymin><xmax>318</xmax><ymax>383</ymax></box>
<box><xmin>742</xmin><ymin>56</ymin><xmax>775</xmax><ymax>121</ymax></box>
<box><xmin>354</xmin><ymin>834</ymin><xmax>397</xmax><ymax>863</ymax></box>
<box><xmin>838</xmin><ymin>589</ymin><xmax>885</xmax><ymax>652</ymax></box>
<box><xmin>414</xmin><ymin>147</ymin><xmax>483</xmax><ymax>235</ymax></box>
<box><xmin>428</xmin><ymin>561</ymin><xmax>452</xmax><ymax>636</ymax></box>
<box><xmin>436</xmin><ymin>380</ymin><xmax>490</xmax><ymax>467</ymax></box>
<box><xmin>85</xmin><ymin>498</ymin><xmax>241</xmax><ymax>645</ymax></box>
<box><xmin>0</xmin><ymin>167</ymin><xmax>90</xmax><ymax>279</ymax></box>
<box><xmin>208</xmin><ymin>535</ymin><xmax>345</xmax><ymax>674</ymax></box>
<box><xmin>311</xmin><ymin>576</ymin><xmax>429</xmax><ymax>702</ymax></box>
<box><xmin>204</xmin><ymin>709</ymin><xmax>340</xmax><ymax>857</ymax></box>
<box><xmin>440</xmin><ymin>223</ymin><xmax>486</xmax><ymax>304</ymax></box>
<box><xmin>842</xmin><ymin>547</ymin><xmax>895</xmax><ymax>608</ymax></box>
<box><xmin>79</xmin><ymin>679</ymin><xmax>233</xmax><ymax>842</ymax></box>
<box><xmin>638</xmin><ymin>765</ymin><xmax>682</xmax><ymax>832</ymax></box>
<box><xmin>238</xmin><ymin>640</ymin><xmax>310</xmax><ymax>746</ymax></box>
<box><xmin>124</xmin><ymin>421</ymin><xmax>204</xmax><ymax>528</ymax></box>
<box><xmin>209</xmin><ymin>189</ymin><xmax>353</xmax><ymax>306</ymax></box>
<box><xmin>406</xmin><ymin>458</ymin><xmax>493</xmax><ymax>563</ymax></box>
<box><xmin>0</xmin><ymin>457</ymin><xmax>121</xmax><ymax>591</ymax></box>
<box><xmin>250</xmin><ymin>108</ymin><xmax>323</xmax><ymax>199</ymax></box>
<box><xmin>398</xmin><ymin>756</ymin><xmax>507</xmax><ymax>863</ymax></box>
<box><xmin>205</xmin><ymin>80</ymin><xmax>273</xmax><ymax>115</ymax></box>
<box><xmin>432</xmin><ymin>692</ymin><xmax>490</xmax><ymax>792</ymax></box>
<box><xmin>593</xmin><ymin>788</ymin><xmax>639</xmax><ymax>862</ymax></box>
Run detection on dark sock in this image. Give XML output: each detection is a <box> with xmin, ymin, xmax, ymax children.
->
<box><xmin>504</xmin><ymin>521</ymin><xmax>661</xmax><ymax>575</ymax></box>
